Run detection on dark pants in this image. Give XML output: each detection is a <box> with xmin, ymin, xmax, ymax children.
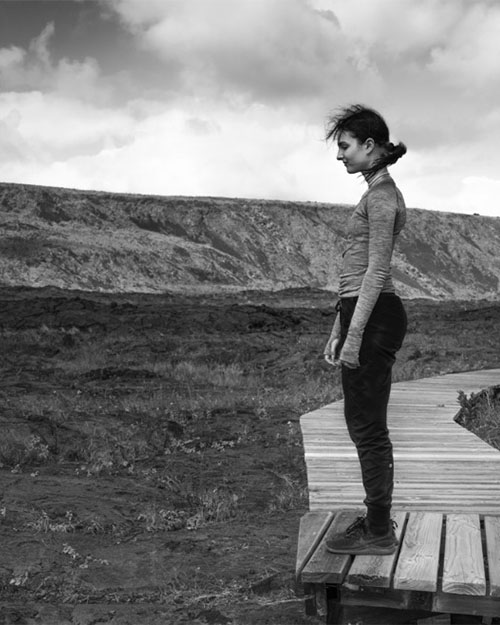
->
<box><xmin>339</xmin><ymin>294</ymin><xmax>407</xmax><ymax>534</ymax></box>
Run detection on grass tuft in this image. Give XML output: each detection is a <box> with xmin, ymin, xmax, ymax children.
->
<box><xmin>455</xmin><ymin>385</ymin><xmax>500</xmax><ymax>450</ymax></box>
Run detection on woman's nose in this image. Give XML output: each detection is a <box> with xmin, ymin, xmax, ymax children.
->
<box><xmin>336</xmin><ymin>150</ymin><xmax>343</xmax><ymax>160</ymax></box>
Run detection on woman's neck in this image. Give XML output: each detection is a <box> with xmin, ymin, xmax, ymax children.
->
<box><xmin>363</xmin><ymin>167</ymin><xmax>389</xmax><ymax>187</ymax></box>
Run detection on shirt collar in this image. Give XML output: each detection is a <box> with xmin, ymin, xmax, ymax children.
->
<box><xmin>366</xmin><ymin>168</ymin><xmax>391</xmax><ymax>188</ymax></box>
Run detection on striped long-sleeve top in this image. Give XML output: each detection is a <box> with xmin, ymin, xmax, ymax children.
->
<box><xmin>334</xmin><ymin>169</ymin><xmax>406</xmax><ymax>366</ymax></box>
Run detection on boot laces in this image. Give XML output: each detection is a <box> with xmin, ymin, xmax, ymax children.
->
<box><xmin>345</xmin><ymin>516</ymin><xmax>367</xmax><ymax>536</ymax></box>
<box><xmin>345</xmin><ymin>516</ymin><xmax>398</xmax><ymax>536</ymax></box>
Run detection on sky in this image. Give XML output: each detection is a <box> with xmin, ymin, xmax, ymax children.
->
<box><xmin>1</xmin><ymin>0</ymin><xmax>500</xmax><ymax>216</ymax></box>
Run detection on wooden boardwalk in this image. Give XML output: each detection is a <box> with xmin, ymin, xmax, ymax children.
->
<box><xmin>301</xmin><ymin>368</ymin><xmax>500</xmax><ymax>514</ymax></box>
<box><xmin>297</xmin><ymin>509</ymin><xmax>500</xmax><ymax>621</ymax></box>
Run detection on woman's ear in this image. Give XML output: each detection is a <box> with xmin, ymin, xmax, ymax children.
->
<box><xmin>363</xmin><ymin>137</ymin><xmax>375</xmax><ymax>153</ymax></box>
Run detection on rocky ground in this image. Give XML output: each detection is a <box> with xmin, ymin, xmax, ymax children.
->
<box><xmin>0</xmin><ymin>287</ymin><xmax>499</xmax><ymax>625</ymax></box>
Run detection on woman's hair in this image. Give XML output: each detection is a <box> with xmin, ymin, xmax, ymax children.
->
<box><xmin>325</xmin><ymin>104</ymin><xmax>406</xmax><ymax>170</ymax></box>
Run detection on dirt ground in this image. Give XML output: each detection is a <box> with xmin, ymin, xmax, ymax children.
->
<box><xmin>0</xmin><ymin>287</ymin><xmax>499</xmax><ymax>625</ymax></box>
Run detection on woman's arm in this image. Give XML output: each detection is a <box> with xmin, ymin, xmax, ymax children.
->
<box><xmin>324</xmin><ymin>307</ymin><xmax>341</xmax><ymax>365</ymax></box>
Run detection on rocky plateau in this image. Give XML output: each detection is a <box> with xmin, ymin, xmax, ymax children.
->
<box><xmin>1</xmin><ymin>181</ymin><xmax>499</xmax><ymax>299</ymax></box>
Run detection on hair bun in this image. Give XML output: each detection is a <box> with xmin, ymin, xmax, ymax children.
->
<box><xmin>395</xmin><ymin>142</ymin><xmax>407</xmax><ymax>157</ymax></box>
<box><xmin>381</xmin><ymin>141</ymin><xmax>407</xmax><ymax>167</ymax></box>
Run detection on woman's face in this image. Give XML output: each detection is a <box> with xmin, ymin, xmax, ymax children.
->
<box><xmin>336</xmin><ymin>131</ymin><xmax>372</xmax><ymax>174</ymax></box>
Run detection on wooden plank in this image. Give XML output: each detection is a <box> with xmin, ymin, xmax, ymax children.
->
<box><xmin>312</xmin><ymin>478</ymin><xmax>500</xmax><ymax>487</ymax></box>
<box><xmin>393</xmin><ymin>512</ymin><xmax>443</xmax><ymax>592</ymax></box>
<box><xmin>310</xmin><ymin>476</ymin><xmax>500</xmax><ymax>484</ymax></box>
<box><xmin>301</xmin><ymin>510</ymin><xmax>357</xmax><ymax>584</ymax></box>
<box><xmin>310</xmin><ymin>480</ymin><xmax>500</xmax><ymax>489</ymax></box>
<box><xmin>305</xmin><ymin>442</ymin><xmax>498</xmax><ymax>451</ymax></box>
<box><xmin>340</xmin><ymin>585</ymin><xmax>433</xmax><ymax>612</ymax></box>
<box><xmin>311</xmin><ymin>484</ymin><xmax>500</xmax><ymax>493</ymax></box>
<box><xmin>306</xmin><ymin>444</ymin><xmax>495</xmax><ymax>451</ymax></box>
<box><xmin>310</xmin><ymin>495</ymin><xmax>500</xmax><ymax>505</ymax></box>
<box><xmin>307</xmin><ymin>460</ymin><xmax>500</xmax><ymax>473</ymax></box>
<box><xmin>310</xmin><ymin>484</ymin><xmax>500</xmax><ymax>493</ymax></box>
<box><xmin>433</xmin><ymin>591</ymin><xmax>500</xmax><ymax>618</ymax></box>
<box><xmin>304</xmin><ymin>435</ymin><xmax>500</xmax><ymax>445</ymax></box>
<box><xmin>311</xmin><ymin>503</ymin><xmax>500</xmax><ymax>515</ymax></box>
<box><xmin>442</xmin><ymin>514</ymin><xmax>486</xmax><ymax>595</ymax></box>
<box><xmin>345</xmin><ymin>511</ymin><xmax>407</xmax><ymax>588</ymax></box>
<box><xmin>311</xmin><ymin>475</ymin><xmax>500</xmax><ymax>484</ymax></box>
<box><xmin>303</xmin><ymin>445</ymin><xmax>483</xmax><ymax>452</ymax></box>
<box><xmin>308</xmin><ymin>477</ymin><xmax>500</xmax><ymax>491</ymax></box>
<box><xmin>295</xmin><ymin>510</ymin><xmax>334</xmax><ymax>578</ymax></box>
<box><xmin>306</xmin><ymin>451</ymin><xmax>500</xmax><ymax>460</ymax></box>
<box><xmin>311</xmin><ymin>487</ymin><xmax>500</xmax><ymax>496</ymax></box>
<box><xmin>416</xmin><ymin>615</ymin><xmax>450</xmax><ymax>625</ymax></box>
<box><xmin>484</xmin><ymin>516</ymin><xmax>500</xmax><ymax>597</ymax></box>
<box><xmin>302</xmin><ymin>429</ymin><xmax>484</xmax><ymax>437</ymax></box>
<box><xmin>310</xmin><ymin>467</ymin><xmax>500</xmax><ymax>475</ymax></box>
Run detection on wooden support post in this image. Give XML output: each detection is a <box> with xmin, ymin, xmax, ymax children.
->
<box><xmin>326</xmin><ymin>585</ymin><xmax>342</xmax><ymax>625</ymax></box>
<box><xmin>303</xmin><ymin>582</ymin><xmax>317</xmax><ymax>617</ymax></box>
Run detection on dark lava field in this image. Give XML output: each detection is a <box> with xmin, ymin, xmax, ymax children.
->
<box><xmin>0</xmin><ymin>286</ymin><xmax>499</xmax><ymax>625</ymax></box>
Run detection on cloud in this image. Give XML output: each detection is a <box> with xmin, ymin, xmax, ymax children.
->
<box><xmin>108</xmin><ymin>0</ymin><xmax>350</xmax><ymax>107</ymax></box>
<box><xmin>2</xmin><ymin>1</ymin><xmax>500</xmax><ymax>216</ymax></box>
<box><xmin>0</xmin><ymin>45</ymin><xmax>26</xmax><ymax>69</ymax></box>
<box><xmin>0</xmin><ymin>19</ymin><xmax>131</xmax><ymax>171</ymax></box>
<box><xmin>0</xmin><ymin>22</ymin><xmax>109</xmax><ymax>104</ymax></box>
<box><xmin>318</xmin><ymin>0</ymin><xmax>461</xmax><ymax>56</ymax></box>
<box><xmin>2</xmin><ymin>89</ymin><xmax>347</xmax><ymax>206</ymax></box>
<box><xmin>457</xmin><ymin>176</ymin><xmax>500</xmax><ymax>216</ymax></box>
<box><xmin>426</xmin><ymin>3</ymin><xmax>500</xmax><ymax>88</ymax></box>
<box><xmin>2</xmin><ymin>101</ymin><xmax>324</xmax><ymax>197</ymax></box>
<box><xmin>0</xmin><ymin>108</ymin><xmax>37</xmax><ymax>164</ymax></box>
<box><xmin>105</xmin><ymin>0</ymin><xmax>500</xmax><ymax>143</ymax></box>
<box><xmin>0</xmin><ymin>90</ymin><xmax>135</xmax><ymax>166</ymax></box>
<box><xmin>320</xmin><ymin>1</ymin><xmax>500</xmax><ymax>139</ymax></box>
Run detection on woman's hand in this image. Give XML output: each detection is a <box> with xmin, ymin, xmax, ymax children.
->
<box><xmin>339</xmin><ymin>340</ymin><xmax>360</xmax><ymax>369</ymax></box>
<box><xmin>324</xmin><ymin>336</ymin><xmax>340</xmax><ymax>367</ymax></box>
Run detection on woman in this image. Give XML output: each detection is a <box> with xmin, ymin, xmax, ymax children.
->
<box><xmin>323</xmin><ymin>105</ymin><xmax>407</xmax><ymax>555</ymax></box>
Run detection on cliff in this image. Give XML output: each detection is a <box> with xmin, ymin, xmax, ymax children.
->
<box><xmin>1</xmin><ymin>182</ymin><xmax>499</xmax><ymax>299</ymax></box>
